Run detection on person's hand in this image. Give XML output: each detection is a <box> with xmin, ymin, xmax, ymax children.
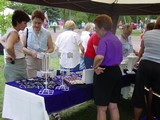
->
<box><xmin>94</xmin><ymin>67</ymin><xmax>105</xmax><ymax>75</ymax></box>
<box><xmin>133</xmin><ymin>50</ymin><xmax>139</xmax><ymax>56</ymax></box>
<box><xmin>6</xmin><ymin>55</ymin><xmax>15</xmax><ymax>63</ymax></box>
<box><xmin>31</xmin><ymin>50</ymin><xmax>37</xmax><ymax>59</ymax></box>
<box><xmin>80</xmin><ymin>53</ymin><xmax>83</xmax><ymax>58</ymax></box>
<box><xmin>134</xmin><ymin>62</ymin><xmax>139</xmax><ymax>69</ymax></box>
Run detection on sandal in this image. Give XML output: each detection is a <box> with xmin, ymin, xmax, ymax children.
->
<box><xmin>51</xmin><ymin>113</ymin><xmax>62</xmax><ymax>120</ymax></box>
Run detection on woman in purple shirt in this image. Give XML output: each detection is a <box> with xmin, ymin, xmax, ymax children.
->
<box><xmin>93</xmin><ymin>14</ymin><xmax>123</xmax><ymax>120</ymax></box>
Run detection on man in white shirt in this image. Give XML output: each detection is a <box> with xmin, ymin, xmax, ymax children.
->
<box><xmin>52</xmin><ymin>21</ymin><xmax>58</xmax><ymax>33</ymax></box>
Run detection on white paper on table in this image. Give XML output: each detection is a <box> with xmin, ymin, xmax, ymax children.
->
<box><xmin>119</xmin><ymin>62</ymin><xmax>127</xmax><ymax>75</ymax></box>
<box><xmin>82</xmin><ymin>69</ymin><xmax>94</xmax><ymax>84</ymax></box>
<box><xmin>126</xmin><ymin>54</ymin><xmax>137</xmax><ymax>74</ymax></box>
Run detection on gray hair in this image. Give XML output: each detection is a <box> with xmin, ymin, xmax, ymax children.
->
<box><xmin>85</xmin><ymin>22</ymin><xmax>95</xmax><ymax>31</ymax></box>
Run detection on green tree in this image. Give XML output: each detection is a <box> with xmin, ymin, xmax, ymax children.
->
<box><xmin>59</xmin><ymin>9</ymin><xmax>72</xmax><ymax>22</ymax></box>
<box><xmin>74</xmin><ymin>12</ymin><xmax>88</xmax><ymax>25</ymax></box>
<box><xmin>9</xmin><ymin>2</ymin><xmax>97</xmax><ymax>27</ymax></box>
<box><xmin>0</xmin><ymin>0</ymin><xmax>12</xmax><ymax>35</ymax></box>
<box><xmin>10</xmin><ymin>2</ymin><xmax>60</xmax><ymax>21</ymax></box>
<box><xmin>9</xmin><ymin>2</ymin><xmax>36</xmax><ymax>15</ymax></box>
<box><xmin>119</xmin><ymin>16</ymin><xmax>131</xmax><ymax>25</ymax></box>
<box><xmin>59</xmin><ymin>8</ymin><xmax>97</xmax><ymax>26</ymax></box>
<box><xmin>86</xmin><ymin>13</ymin><xmax>97</xmax><ymax>22</ymax></box>
<box><xmin>41</xmin><ymin>6</ymin><xmax>60</xmax><ymax>21</ymax></box>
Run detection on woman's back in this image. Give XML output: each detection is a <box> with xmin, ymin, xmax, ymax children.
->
<box><xmin>56</xmin><ymin>30</ymin><xmax>80</xmax><ymax>52</ymax></box>
<box><xmin>142</xmin><ymin>29</ymin><xmax>160</xmax><ymax>63</ymax></box>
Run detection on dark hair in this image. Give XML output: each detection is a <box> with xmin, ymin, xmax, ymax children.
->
<box><xmin>12</xmin><ymin>9</ymin><xmax>30</xmax><ymax>27</ymax></box>
<box><xmin>146</xmin><ymin>23</ymin><xmax>155</xmax><ymax>31</ymax></box>
<box><xmin>31</xmin><ymin>9</ymin><xmax>45</xmax><ymax>22</ymax></box>
<box><xmin>93</xmin><ymin>14</ymin><xmax>113</xmax><ymax>31</ymax></box>
<box><xmin>154</xmin><ymin>16</ymin><xmax>160</xmax><ymax>29</ymax></box>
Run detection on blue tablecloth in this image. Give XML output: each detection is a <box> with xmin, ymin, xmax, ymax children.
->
<box><xmin>6</xmin><ymin>73</ymin><xmax>136</xmax><ymax>114</ymax></box>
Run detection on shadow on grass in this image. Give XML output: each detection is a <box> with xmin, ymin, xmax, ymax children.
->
<box><xmin>60</xmin><ymin>100</ymin><xmax>97</xmax><ymax>120</ymax></box>
<box><xmin>50</xmin><ymin>98</ymin><xmax>135</xmax><ymax>120</ymax></box>
<box><xmin>119</xmin><ymin>98</ymin><xmax>134</xmax><ymax>120</ymax></box>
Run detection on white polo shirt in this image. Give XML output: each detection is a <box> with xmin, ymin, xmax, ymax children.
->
<box><xmin>55</xmin><ymin>30</ymin><xmax>82</xmax><ymax>68</ymax></box>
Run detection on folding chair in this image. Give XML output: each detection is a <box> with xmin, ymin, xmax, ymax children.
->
<box><xmin>141</xmin><ymin>87</ymin><xmax>159</xmax><ymax>120</ymax></box>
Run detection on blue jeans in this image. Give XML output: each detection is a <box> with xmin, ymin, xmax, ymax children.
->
<box><xmin>84</xmin><ymin>56</ymin><xmax>94</xmax><ymax>69</ymax></box>
<box><xmin>79</xmin><ymin>57</ymin><xmax>86</xmax><ymax>70</ymax></box>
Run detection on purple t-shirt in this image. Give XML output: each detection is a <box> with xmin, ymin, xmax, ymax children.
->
<box><xmin>96</xmin><ymin>32</ymin><xmax>122</xmax><ymax>66</ymax></box>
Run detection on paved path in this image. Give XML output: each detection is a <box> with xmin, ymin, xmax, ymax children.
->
<box><xmin>131</xmin><ymin>36</ymin><xmax>141</xmax><ymax>52</ymax></box>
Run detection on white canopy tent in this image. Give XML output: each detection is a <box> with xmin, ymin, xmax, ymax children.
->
<box><xmin>0</xmin><ymin>8</ymin><xmax>14</xmax><ymax>16</ymax></box>
<box><xmin>91</xmin><ymin>0</ymin><xmax>160</xmax><ymax>4</ymax></box>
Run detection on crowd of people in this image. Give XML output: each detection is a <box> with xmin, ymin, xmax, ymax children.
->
<box><xmin>0</xmin><ymin>8</ymin><xmax>160</xmax><ymax>120</ymax></box>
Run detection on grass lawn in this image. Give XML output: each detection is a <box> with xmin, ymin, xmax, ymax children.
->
<box><xmin>0</xmin><ymin>55</ymin><xmax>5</xmax><ymax>120</ymax></box>
<box><xmin>51</xmin><ymin>99</ymin><xmax>135</xmax><ymax>120</ymax></box>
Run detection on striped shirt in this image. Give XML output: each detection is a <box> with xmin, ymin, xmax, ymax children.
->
<box><xmin>142</xmin><ymin>29</ymin><xmax>160</xmax><ymax>63</ymax></box>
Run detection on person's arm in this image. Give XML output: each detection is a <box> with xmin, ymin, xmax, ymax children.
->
<box><xmin>21</xmin><ymin>32</ymin><xmax>33</xmax><ymax>55</ymax></box>
<box><xmin>5</xmin><ymin>32</ymin><xmax>18</xmax><ymax>59</ymax></box>
<box><xmin>79</xmin><ymin>42</ymin><xmax>85</xmax><ymax>58</ymax></box>
<box><xmin>21</xmin><ymin>32</ymin><xmax>37</xmax><ymax>58</ymax></box>
<box><xmin>92</xmin><ymin>34</ymin><xmax>100</xmax><ymax>52</ymax></box>
<box><xmin>54</xmin><ymin>46</ymin><xmax>59</xmax><ymax>52</ymax></box>
<box><xmin>93</xmin><ymin>55</ymin><xmax>104</xmax><ymax>69</ymax></box>
<box><xmin>137</xmin><ymin>40</ymin><xmax>144</xmax><ymax>61</ymax></box>
<box><xmin>93</xmin><ymin>45</ymin><xmax>98</xmax><ymax>52</ymax></box>
<box><xmin>46</xmin><ymin>34</ymin><xmax>54</xmax><ymax>53</ymax></box>
<box><xmin>93</xmin><ymin>55</ymin><xmax>105</xmax><ymax>75</ymax></box>
<box><xmin>133</xmin><ymin>49</ymin><xmax>139</xmax><ymax>56</ymax></box>
<box><xmin>79</xmin><ymin>42</ymin><xmax>84</xmax><ymax>54</ymax></box>
<box><xmin>135</xmin><ymin>40</ymin><xmax>144</xmax><ymax>66</ymax></box>
<box><xmin>54</xmin><ymin>36</ymin><xmax>59</xmax><ymax>52</ymax></box>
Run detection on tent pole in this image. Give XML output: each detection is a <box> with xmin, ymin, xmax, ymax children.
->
<box><xmin>111</xmin><ymin>14</ymin><xmax>119</xmax><ymax>34</ymax></box>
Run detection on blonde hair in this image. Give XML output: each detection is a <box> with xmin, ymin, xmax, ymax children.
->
<box><xmin>123</xmin><ymin>25</ymin><xmax>132</xmax><ymax>34</ymax></box>
<box><xmin>64</xmin><ymin>20</ymin><xmax>76</xmax><ymax>30</ymax></box>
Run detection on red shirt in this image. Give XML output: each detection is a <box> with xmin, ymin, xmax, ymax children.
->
<box><xmin>84</xmin><ymin>33</ymin><xmax>100</xmax><ymax>59</ymax></box>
